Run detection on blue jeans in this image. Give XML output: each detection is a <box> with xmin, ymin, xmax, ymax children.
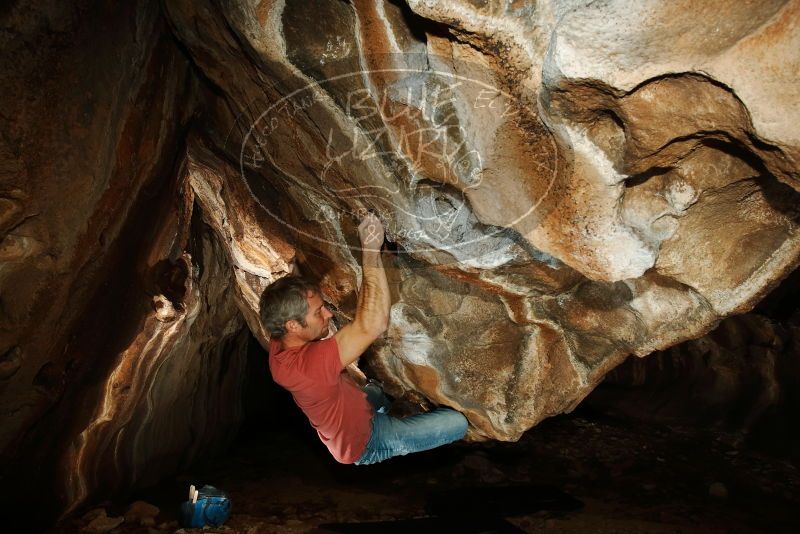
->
<box><xmin>355</xmin><ymin>383</ymin><xmax>469</xmax><ymax>465</ymax></box>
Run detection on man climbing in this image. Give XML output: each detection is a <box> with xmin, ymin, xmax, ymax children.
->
<box><xmin>259</xmin><ymin>213</ymin><xmax>468</xmax><ymax>465</ymax></box>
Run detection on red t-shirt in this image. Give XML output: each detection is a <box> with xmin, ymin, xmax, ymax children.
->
<box><xmin>268</xmin><ymin>336</ymin><xmax>373</xmax><ymax>464</ymax></box>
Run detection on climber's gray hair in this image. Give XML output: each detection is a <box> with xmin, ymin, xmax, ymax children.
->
<box><xmin>259</xmin><ymin>276</ymin><xmax>320</xmax><ymax>338</ymax></box>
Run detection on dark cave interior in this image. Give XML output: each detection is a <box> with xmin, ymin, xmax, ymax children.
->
<box><xmin>2</xmin><ymin>1</ymin><xmax>800</xmax><ymax>533</ymax></box>
<box><xmin>50</xmin><ymin>302</ymin><xmax>800</xmax><ymax>533</ymax></box>
<box><xmin>47</xmin><ymin>263</ymin><xmax>800</xmax><ymax>533</ymax></box>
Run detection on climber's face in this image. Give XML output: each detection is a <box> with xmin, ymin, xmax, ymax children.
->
<box><xmin>297</xmin><ymin>290</ymin><xmax>333</xmax><ymax>342</ymax></box>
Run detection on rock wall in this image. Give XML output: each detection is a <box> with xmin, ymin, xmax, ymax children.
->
<box><xmin>589</xmin><ymin>311</ymin><xmax>800</xmax><ymax>454</ymax></box>
<box><xmin>0</xmin><ymin>0</ymin><xmax>245</xmax><ymax>521</ymax></box>
<box><xmin>587</xmin><ymin>268</ymin><xmax>800</xmax><ymax>455</ymax></box>
<box><xmin>162</xmin><ymin>0</ymin><xmax>800</xmax><ymax>440</ymax></box>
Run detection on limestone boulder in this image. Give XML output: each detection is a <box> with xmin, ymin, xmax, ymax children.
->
<box><xmin>156</xmin><ymin>0</ymin><xmax>800</xmax><ymax>440</ymax></box>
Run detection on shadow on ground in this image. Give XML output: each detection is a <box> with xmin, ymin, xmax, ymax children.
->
<box><xmin>51</xmin><ymin>339</ymin><xmax>800</xmax><ymax>533</ymax></box>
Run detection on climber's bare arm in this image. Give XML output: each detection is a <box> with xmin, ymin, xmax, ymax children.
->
<box><xmin>334</xmin><ymin>213</ymin><xmax>390</xmax><ymax>368</ymax></box>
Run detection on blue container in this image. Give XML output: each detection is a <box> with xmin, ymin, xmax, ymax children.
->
<box><xmin>179</xmin><ymin>485</ymin><xmax>231</xmax><ymax>528</ymax></box>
